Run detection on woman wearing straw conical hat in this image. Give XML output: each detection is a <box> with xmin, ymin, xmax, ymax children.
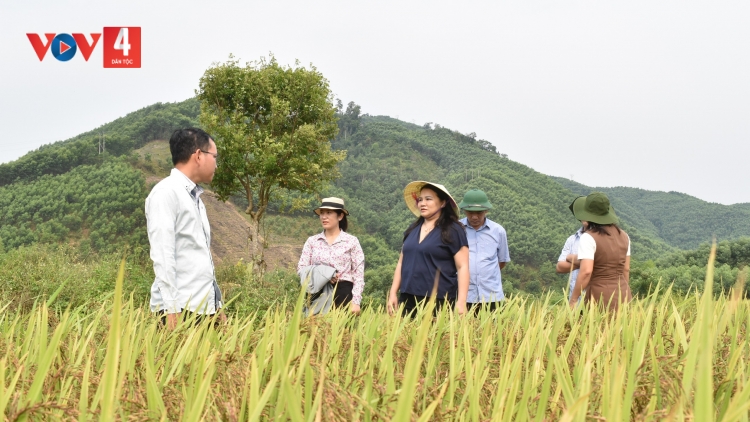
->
<box><xmin>387</xmin><ymin>182</ymin><xmax>470</xmax><ymax>316</ymax></box>
<box><xmin>297</xmin><ymin>197</ymin><xmax>365</xmax><ymax>314</ymax></box>
<box><xmin>569</xmin><ymin>193</ymin><xmax>632</xmax><ymax>311</ymax></box>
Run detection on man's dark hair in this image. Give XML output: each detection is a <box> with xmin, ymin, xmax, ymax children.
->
<box><xmin>170</xmin><ymin>128</ymin><xmax>213</xmax><ymax>165</ymax></box>
<box><xmin>403</xmin><ymin>184</ymin><xmax>461</xmax><ymax>245</ymax></box>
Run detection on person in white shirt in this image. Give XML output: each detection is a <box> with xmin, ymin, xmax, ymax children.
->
<box><xmin>146</xmin><ymin>128</ymin><xmax>224</xmax><ymax>329</ymax></box>
<box><xmin>556</xmin><ymin>196</ymin><xmax>586</xmax><ymax>302</ymax></box>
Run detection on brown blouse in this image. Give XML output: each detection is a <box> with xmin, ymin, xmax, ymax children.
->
<box><xmin>584</xmin><ymin>226</ymin><xmax>632</xmax><ymax>311</ymax></box>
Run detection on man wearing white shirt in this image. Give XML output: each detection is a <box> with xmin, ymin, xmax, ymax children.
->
<box><xmin>556</xmin><ymin>196</ymin><xmax>586</xmax><ymax>302</ymax></box>
<box><xmin>556</xmin><ymin>227</ymin><xmax>584</xmax><ymax>300</ymax></box>
<box><xmin>146</xmin><ymin>128</ymin><xmax>223</xmax><ymax>329</ymax></box>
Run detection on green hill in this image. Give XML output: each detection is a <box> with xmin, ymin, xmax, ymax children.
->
<box><xmin>0</xmin><ymin>99</ymin><xmax>199</xmax><ymax>186</ymax></box>
<box><xmin>0</xmin><ymin>99</ymin><xmax>198</xmax><ymax>254</ymax></box>
<box><xmin>0</xmin><ymin>161</ymin><xmax>147</xmax><ymax>253</ymax></box>
<box><xmin>553</xmin><ymin>177</ymin><xmax>750</xmax><ymax>250</ymax></box>
<box><xmin>326</xmin><ymin>116</ymin><xmax>677</xmax><ymax>262</ymax></box>
<box><xmin>2</xmin><ymin>98</ymin><xmax>749</xmax><ymax>299</ymax></box>
<box><xmin>307</xmin><ymin>115</ymin><xmax>681</xmax><ymax>295</ymax></box>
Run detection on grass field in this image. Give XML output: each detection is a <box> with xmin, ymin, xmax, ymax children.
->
<box><xmin>2</xmin><ymin>246</ymin><xmax>750</xmax><ymax>421</ymax></box>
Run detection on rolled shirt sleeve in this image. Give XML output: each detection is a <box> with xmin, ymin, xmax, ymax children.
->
<box><xmin>558</xmin><ymin>237</ymin><xmax>573</xmax><ymax>262</ymax></box>
<box><xmin>497</xmin><ymin>227</ymin><xmax>510</xmax><ymax>263</ymax></box>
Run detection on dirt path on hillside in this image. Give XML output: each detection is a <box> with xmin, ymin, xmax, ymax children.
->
<box><xmin>138</xmin><ymin>141</ymin><xmax>301</xmax><ymax>272</ymax></box>
<box><xmin>201</xmin><ymin>192</ymin><xmax>301</xmax><ymax>271</ymax></box>
<box><xmin>144</xmin><ymin>179</ymin><xmax>301</xmax><ymax>271</ymax></box>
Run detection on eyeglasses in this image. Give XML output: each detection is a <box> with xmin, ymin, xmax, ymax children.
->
<box><xmin>200</xmin><ymin>150</ymin><xmax>219</xmax><ymax>160</ymax></box>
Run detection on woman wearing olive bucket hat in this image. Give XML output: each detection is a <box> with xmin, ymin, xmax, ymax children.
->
<box><xmin>387</xmin><ymin>181</ymin><xmax>470</xmax><ymax>316</ymax></box>
<box><xmin>569</xmin><ymin>192</ymin><xmax>632</xmax><ymax>311</ymax></box>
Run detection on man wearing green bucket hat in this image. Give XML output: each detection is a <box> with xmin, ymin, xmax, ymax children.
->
<box><xmin>458</xmin><ymin>189</ymin><xmax>511</xmax><ymax>312</ymax></box>
<box><xmin>569</xmin><ymin>192</ymin><xmax>632</xmax><ymax>311</ymax></box>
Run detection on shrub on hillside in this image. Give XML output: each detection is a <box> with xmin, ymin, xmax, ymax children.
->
<box><xmin>0</xmin><ymin>244</ymin><xmax>153</xmax><ymax>311</ymax></box>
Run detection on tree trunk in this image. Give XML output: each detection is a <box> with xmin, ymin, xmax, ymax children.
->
<box><xmin>246</xmin><ymin>216</ymin><xmax>266</xmax><ymax>281</ymax></box>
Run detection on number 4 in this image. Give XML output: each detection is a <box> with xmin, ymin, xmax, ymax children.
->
<box><xmin>114</xmin><ymin>28</ymin><xmax>131</xmax><ymax>56</ymax></box>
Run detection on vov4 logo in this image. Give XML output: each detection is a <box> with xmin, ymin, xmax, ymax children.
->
<box><xmin>26</xmin><ymin>27</ymin><xmax>141</xmax><ymax>68</ymax></box>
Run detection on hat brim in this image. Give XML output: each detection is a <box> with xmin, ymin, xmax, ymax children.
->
<box><xmin>314</xmin><ymin>206</ymin><xmax>349</xmax><ymax>216</ymax></box>
<box><xmin>460</xmin><ymin>206</ymin><xmax>490</xmax><ymax>212</ymax></box>
<box><xmin>569</xmin><ymin>196</ymin><xmax>585</xmax><ymax>217</ymax></box>
<box><xmin>403</xmin><ymin>181</ymin><xmax>459</xmax><ymax>217</ymax></box>
<box><xmin>572</xmin><ymin>197</ymin><xmax>618</xmax><ymax>225</ymax></box>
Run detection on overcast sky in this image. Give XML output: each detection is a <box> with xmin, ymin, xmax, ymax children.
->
<box><xmin>2</xmin><ymin>1</ymin><xmax>748</xmax><ymax>204</ymax></box>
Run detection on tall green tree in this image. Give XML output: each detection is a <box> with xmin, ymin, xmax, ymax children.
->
<box><xmin>336</xmin><ymin>100</ymin><xmax>362</xmax><ymax>141</ymax></box>
<box><xmin>197</xmin><ymin>55</ymin><xmax>346</xmax><ymax>268</ymax></box>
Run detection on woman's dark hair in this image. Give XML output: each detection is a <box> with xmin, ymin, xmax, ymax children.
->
<box><xmin>584</xmin><ymin>222</ymin><xmax>621</xmax><ymax>236</ymax></box>
<box><xmin>335</xmin><ymin>210</ymin><xmax>348</xmax><ymax>232</ymax></box>
<box><xmin>318</xmin><ymin>209</ymin><xmax>348</xmax><ymax>232</ymax></box>
<box><xmin>403</xmin><ymin>184</ymin><xmax>460</xmax><ymax>244</ymax></box>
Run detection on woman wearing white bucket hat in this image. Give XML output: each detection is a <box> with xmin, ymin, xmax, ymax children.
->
<box><xmin>387</xmin><ymin>181</ymin><xmax>469</xmax><ymax>316</ymax></box>
<box><xmin>297</xmin><ymin>197</ymin><xmax>365</xmax><ymax>314</ymax></box>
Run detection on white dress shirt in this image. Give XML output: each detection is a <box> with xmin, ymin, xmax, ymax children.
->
<box><xmin>146</xmin><ymin>168</ymin><xmax>221</xmax><ymax>314</ymax></box>
<box><xmin>558</xmin><ymin>229</ymin><xmax>583</xmax><ymax>300</ymax></box>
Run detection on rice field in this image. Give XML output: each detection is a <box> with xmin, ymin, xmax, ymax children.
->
<box><xmin>2</xmin><ymin>246</ymin><xmax>750</xmax><ymax>421</ymax></box>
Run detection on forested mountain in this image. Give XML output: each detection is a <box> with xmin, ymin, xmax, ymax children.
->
<box><xmin>1</xmin><ymin>97</ymin><xmax>748</xmax><ymax>297</ymax></box>
<box><xmin>0</xmin><ymin>161</ymin><xmax>147</xmax><ymax>253</ymax></box>
<box><xmin>0</xmin><ymin>99</ymin><xmax>199</xmax><ymax>186</ymax></box>
<box><xmin>327</xmin><ymin>115</ymin><xmax>675</xmax><ymax>265</ymax></box>
<box><xmin>0</xmin><ymin>99</ymin><xmax>199</xmax><ymax>254</ymax></box>
<box><xmin>553</xmin><ymin>177</ymin><xmax>750</xmax><ymax>250</ymax></box>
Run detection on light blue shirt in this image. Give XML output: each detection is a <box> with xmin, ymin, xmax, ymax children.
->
<box><xmin>146</xmin><ymin>168</ymin><xmax>221</xmax><ymax>314</ymax></box>
<box><xmin>460</xmin><ymin>217</ymin><xmax>510</xmax><ymax>303</ymax></box>
<box><xmin>558</xmin><ymin>228</ymin><xmax>583</xmax><ymax>300</ymax></box>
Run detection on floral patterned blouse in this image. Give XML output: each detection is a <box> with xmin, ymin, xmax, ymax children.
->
<box><xmin>297</xmin><ymin>231</ymin><xmax>365</xmax><ymax>305</ymax></box>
